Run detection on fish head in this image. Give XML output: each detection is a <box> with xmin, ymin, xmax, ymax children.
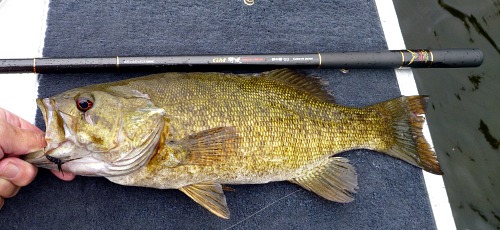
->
<box><xmin>24</xmin><ymin>85</ymin><xmax>166</xmax><ymax>177</ymax></box>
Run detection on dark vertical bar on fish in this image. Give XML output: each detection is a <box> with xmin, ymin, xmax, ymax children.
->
<box><xmin>0</xmin><ymin>49</ymin><xmax>483</xmax><ymax>73</ymax></box>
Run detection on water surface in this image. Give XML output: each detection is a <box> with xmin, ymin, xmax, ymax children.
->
<box><xmin>393</xmin><ymin>0</ymin><xmax>500</xmax><ymax>229</ymax></box>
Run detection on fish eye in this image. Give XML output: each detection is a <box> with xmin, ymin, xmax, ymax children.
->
<box><xmin>76</xmin><ymin>94</ymin><xmax>94</xmax><ymax>112</ymax></box>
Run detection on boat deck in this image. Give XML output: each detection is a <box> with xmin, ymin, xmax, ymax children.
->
<box><xmin>0</xmin><ymin>0</ymin><xmax>454</xmax><ymax>228</ymax></box>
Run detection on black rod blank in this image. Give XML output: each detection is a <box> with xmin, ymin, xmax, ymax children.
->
<box><xmin>0</xmin><ymin>49</ymin><xmax>483</xmax><ymax>74</ymax></box>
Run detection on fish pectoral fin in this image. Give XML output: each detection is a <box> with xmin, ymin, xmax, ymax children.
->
<box><xmin>289</xmin><ymin>157</ymin><xmax>358</xmax><ymax>203</ymax></box>
<box><xmin>179</xmin><ymin>182</ymin><xmax>230</xmax><ymax>219</ymax></box>
<box><xmin>175</xmin><ymin>127</ymin><xmax>240</xmax><ymax>166</ymax></box>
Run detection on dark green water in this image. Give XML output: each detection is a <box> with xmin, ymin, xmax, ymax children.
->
<box><xmin>393</xmin><ymin>0</ymin><xmax>500</xmax><ymax>229</ymax></box>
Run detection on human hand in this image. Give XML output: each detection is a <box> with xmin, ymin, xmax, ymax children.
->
<box><xmin>0</xmin><ymin>107</ymin><xmax>75</xmax><ymax>210</ymax></box>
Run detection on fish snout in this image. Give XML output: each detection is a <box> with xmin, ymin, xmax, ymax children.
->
<box><xmin>36</xmin><ymin>98</ymin><xmax>66</xmax><ymax>144</ymax></box>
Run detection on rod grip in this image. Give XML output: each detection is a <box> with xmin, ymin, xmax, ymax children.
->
<box><xmin>319</xmin><ymin>49</ymin><xmax>483</xmax><ymax>69</ymax></box>
<box><xmin>427</xmin><ymin>49</ymin><xmax>483</xmax><ymax>68</ymax></box>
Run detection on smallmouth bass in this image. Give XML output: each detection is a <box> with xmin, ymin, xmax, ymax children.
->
<box><xmin>24</xmin><ymin>69</ymin><xmax>442</xmax><ymax>218</ymax></box>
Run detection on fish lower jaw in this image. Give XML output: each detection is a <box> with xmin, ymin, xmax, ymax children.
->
<box><xmin>61</xmin><ymin>157</ymin><xmax>110</xmax><ymax>176</ymax></box>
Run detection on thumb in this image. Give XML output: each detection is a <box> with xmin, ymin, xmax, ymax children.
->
<box><xmin>0</xmin><ymin>158</ymin><xmax>38</xmax><ymax>187</ymax></box>
<box><xmin>0</xmin><ymin>120</ymin><xmax>46</xmax><ymax>156</ymax></box>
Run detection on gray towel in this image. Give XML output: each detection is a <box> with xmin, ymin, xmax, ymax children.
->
<box><xmin>0</xmin><ymin>0</ymin><xmax>435</xmax><ymax>229</ymax></box>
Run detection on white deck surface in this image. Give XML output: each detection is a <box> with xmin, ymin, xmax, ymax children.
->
<box><xmin>0</xmin><ymin>0</ymin><xmax>48</xmax><ymax>122</ymax></box>
<box><xmin>374</xmin><ymin>0</ymin><xmax>455</xmax><ymax>229</ymax></box>
<box><xmin>0</xmin><ymin>0</ymin><xmax>454</xmax><ymax>228</ymax></box>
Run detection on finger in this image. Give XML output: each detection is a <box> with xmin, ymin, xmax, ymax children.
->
<box><xmin>51</xmin><ymin>170</ymin><xmax>76</xmax><ymax>181</ymax></box>
<box><xmin>0</xmin><ymin>120</ymin><xmax>46</xmax><ymax>156</ymax></box>
<box><xmin>0</xmin><ymin>158</ymin><xmax>38</xmax><ymax>187</ymax></box>
<box><xmin>0</xmin><ymin>197</ymin><xmax>3</xmax><ymax>210</ymax></box>
<box><xmin>0</xmin><ymin>107</ymin><xmax>43</xmax><ymax>133</ymax></box>
<box><xmin>0</xmin><ymin>178</ymin><xmax>20</xmax><ymax>198</ymax></box>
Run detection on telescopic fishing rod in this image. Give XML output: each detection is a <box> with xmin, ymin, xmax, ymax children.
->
<box><xmin>0</xmin><ymin>49</ymin><xmax>483</xmax><ymax>74</ymax></box>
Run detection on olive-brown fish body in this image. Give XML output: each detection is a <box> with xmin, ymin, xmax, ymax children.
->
<box><xmin>25</xmin><ymin>69</ymin><xmax>442</xmax><ymax>219</ymax></box>
<box><xmin>107</xmin><ymin>71</ymin><xmax>384</xmax><ymax>187</ymax></box>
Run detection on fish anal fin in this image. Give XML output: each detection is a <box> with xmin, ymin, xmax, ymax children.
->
<box><xmin>179</xmin><ymin>182</ymin><xmax>230</xmax><ymax>219</ymax></box>
<box><xmin>158</xmin><ymin>127</ymin><xmax>240</xmax><ymax>167</ymax></box>
<box><xmin>289</xmin><ymin>157</ymin><xmax>358</xmax><ymax>203</ymax></box>
<box><xmin>259</xmin><ymin>69</ymin><xmax>335</xmax><ymax>103</ymax></box>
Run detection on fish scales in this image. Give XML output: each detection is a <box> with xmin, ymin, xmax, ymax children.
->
<box><xmin>104</xmin><ymin>72</ymin><xmax>387</xmax><ymax>186</ymax></box>
<box><xmin>25</xmin><ymin>69</ymin><xmax>442</xmax><ymax>219</ymax></box>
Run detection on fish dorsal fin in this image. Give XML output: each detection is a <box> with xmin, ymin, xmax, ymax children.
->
<box><xmin>260</xmin><ymin>69</ymin><xmax>335</xmax><ymax>103</ymax></box>
<box><xmin>179</xmin><ymin>182</ymin><xmax>230</xmax><ymax>219</ymax></box>
<box><xmin>158</xmin><ymin>127</ymin><xmax>240</xmax><ymax>167</ymax></box>
<box><xmin>289</xmin><ymin>157</ymin><xmax>358</xmax><ymax>203</ymax></box>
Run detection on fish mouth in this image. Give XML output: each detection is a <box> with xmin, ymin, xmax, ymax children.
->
<box><xmin>36</xmin><ymin>98</ymin><xmax>48</xmax><ymax>125</ymax></box>
<box><xmin>24</xmin><ymin>98</ymin><xmax>52</xmax><ymax>167</ymax></box>
<box><xmin>23</xmin><ymin>98</ymin><xmax>65</xmax><ymax>170</ymax></box>
<box><xmin>23</xmin><ymin>148</ymin><xmax>61</xmax><ymax>171</ymax></box>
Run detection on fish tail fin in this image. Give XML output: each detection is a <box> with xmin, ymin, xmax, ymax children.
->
<box><xmin>370</xmin><ymin>96</ymin><xmax>443</xmax><ymax>175</ymax></box>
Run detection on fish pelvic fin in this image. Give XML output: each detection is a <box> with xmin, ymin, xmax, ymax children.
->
<box><xmin>157</xmin><ymin>127</ymin><xmax>240</xmax><ymax>167</ymax></box>
<box><xmin>179</xmin><ymin>182</ymin><xmax>230</xmax><ymax>219</ymax></box>
<box><xmin>289</xmin><ymin>157</ymin><xmax>358</xmax><ymax>203</ymax></box>
<box><xmin>370</xmin><ymin>96</ymin><xmax>443</xmax><ymax>175</ymax></box>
